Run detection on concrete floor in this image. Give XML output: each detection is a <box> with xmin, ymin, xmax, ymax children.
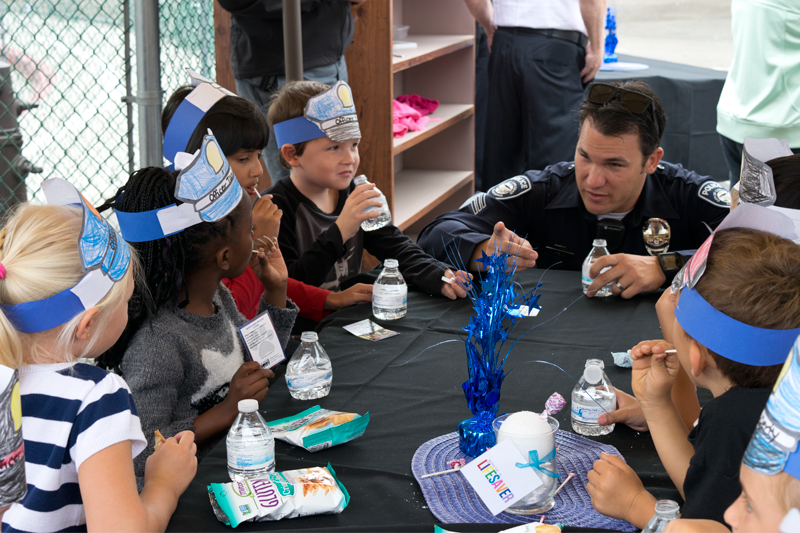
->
<box><xmin>614</xmin><ymin>0</ymin><xmax>733</xmax><ymax>71</ymax></box>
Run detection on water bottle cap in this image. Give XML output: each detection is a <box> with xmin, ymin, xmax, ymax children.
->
<box><xmin>584</xmin><ymin>365</ymin><xmax>603</xmax><ymax>384</ymax></box>
<box><xmin>593</xmin><ymin>239</ymin><xmax>607</xmax><ymax>247</ymax></box>
<box><xmin>301</xmin><ymin>331</ymin><xmax>318</xmax><ymax>343</ymax></box>
<box><xmin>238</xmin><ymin>399</ymin><xmax>259</xmax><ymax>413</ymax></box>
<box><xmin>353</xmin><ymin>174</ymin><xmax>369</xmax><ymax>185</ymax></box>
<box><xmin>384</xmin><ymin>258</ymin><xmax>399</xmax><ymax>268</ymax></box>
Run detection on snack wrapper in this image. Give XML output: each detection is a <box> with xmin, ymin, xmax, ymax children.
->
<box><xmin>0</xmin><ymin>365</ymin><xmax>25</xmax><ymax>507</ymax></box>
<box><xmin>612</xmin><ymin>350</ymin><xmax>632</xmax><ymax>368</ymax></box>
<box><xmin>267</xmin><ymin>405</ymin><xmax>369</xmax><ymax>452</ymax></box>
<box><xmin>208</xmin><ymin>464</ymin><xmax>349</xmax><ymax>527</ymax></box>
<box><xmin>539</xmin><ymin>392</ymin><xmax>566</xmax><ymax>420</ymax></box>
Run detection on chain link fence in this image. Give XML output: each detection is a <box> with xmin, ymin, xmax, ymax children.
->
<box><xmin>0</xmin><ymin>0</ymin><xmax>216</xmax><ymax>212</ymax></box>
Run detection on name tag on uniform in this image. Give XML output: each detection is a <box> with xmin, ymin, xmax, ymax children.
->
<box><xmin>238</xmin><ymin>310</ymin><xmax>285</xmax><ymax>369</ymax></box>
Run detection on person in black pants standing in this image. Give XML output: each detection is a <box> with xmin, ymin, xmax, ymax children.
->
<box><xmin>464</xmin><ymin>0</ymin><xmax>605</xmax><ymax>190</ymax></box>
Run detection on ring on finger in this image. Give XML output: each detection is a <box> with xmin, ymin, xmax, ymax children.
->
<box><xmin>615</xmin><ymin>282</ymin><xmax>625</xmax><ymax>292</ymax></box>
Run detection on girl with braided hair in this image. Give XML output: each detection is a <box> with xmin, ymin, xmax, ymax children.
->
<box><xmin>0</xmin><ymin>193</ymin><xmax>197</xmax><ymax>532</ymax></box>
<box><xmin>97</xmin><ymin>165</ymin><xmax>297</xmax><ymax>482</ymax></box>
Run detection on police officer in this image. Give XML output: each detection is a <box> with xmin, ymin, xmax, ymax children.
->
<box><xmin>418</xmin><ymin>80</ymin><xmax>731</xmax><ymax>298</ymax></box>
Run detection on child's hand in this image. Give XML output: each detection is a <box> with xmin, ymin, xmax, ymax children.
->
<box><xmin>598</xmin><ymin>388</ymin><xmax>649</xmax><ymax>431</ymax></box>
<box><xmin>144</xmin><ymin>430</ymin><xmax>198</xmax><ymax>499</ymax></box>
<box><xmin>336</xmin><ymin>183</ymin><xmax>383</xmax><ymax>242</ymax></box>
<box><xmin>252</xmin><ymin>194</ymin><xmax>282</xmax><ymax>243</ymax></box>
<box><xmin>324</xmin><ymin>283</ymin><xmax>373</xmax><ymax>311</ymax></box>
<box><xmin>631</xmin><ymin>339</ymin><xmax>679</xmax><ymax>409</ymax></box>
<box><xmin>441</xmin><ymin>269</ymin><xmax>472</xmax><ymax>300</ymax></box>
<box><xmin>655</xmin><ymin>289</ymin><xmax>678</xmax><ymax>344</ymax></box>
<box><xmin>587</xmin><ymin>453</ymin><xmax>656</xmax><ymax>528</ymax></box>
<box><xmin>224</xmin><ymin>361</ymin><xmax>275</xmax><ymax>414</ymax></box>
<box><xmin>252</xmin><ymin>237</ymin><xmax>288</xmax><ymax>291</ymax></box>
<box><xmin>664</xmin><ymin>519</ymin><xmax>731</xmax><ymax>533</ymax></box>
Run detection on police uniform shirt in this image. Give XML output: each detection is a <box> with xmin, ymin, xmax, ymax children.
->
<box><xmin>417</xmin><ymin>161</ymin><xmax>731</xmax><ymax>271</ymax></box>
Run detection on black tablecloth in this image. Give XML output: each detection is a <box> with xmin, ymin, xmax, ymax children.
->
<box><xmin>167</xmin><ymin>269</ymin><xmax>680</xmax><ymax>532</ymax></box>
<box><xmin>596</xmin><ymin>54</ymin><xmax>728</xmax><ymax>182</ymax></box>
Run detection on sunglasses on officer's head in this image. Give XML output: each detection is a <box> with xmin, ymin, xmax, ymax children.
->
<box><xmin>587</xmin><ymin>83</ymin><xmax>661</xmax><ymax>138</ymax></box>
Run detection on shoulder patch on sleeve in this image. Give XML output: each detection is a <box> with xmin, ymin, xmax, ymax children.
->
<box><xmin>487</xmin><ymin>175</ymin><xmax>532</xmax><ymax>200</ymax></box>
<box><xmin>460</xmin><ymin>192</ymin><xmax>488</xmax><ymax>214</ymax></box>
<box><xmin>697</xmin><ymin>181</ymin><xmax>731</xmax><ymax>207</ymax></box>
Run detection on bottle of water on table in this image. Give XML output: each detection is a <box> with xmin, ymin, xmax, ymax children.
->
<box><xmin>353</xmin><ymin>174</ymin><xmax>392</xmax><ymax>231</ymax></box>
<box><xmin>582</xmin><ymin>239</ymin><xmax>613</xmax><ymax>297</ymax></box>
<box><xmin>227</xmin><ymin>399</ymin><xmax>275</xmax><ymax>481</ymax></box>
<box><xmin>286</xmin><ymin>332</ymin><xmax>333</xmax><ymax>400</ymax></box>
<box><xmin>373</xmin><ymin>258</ymin><xmax>407</xmax><ymax>320</ymax></box>
<box><xmin>571</xmin><ymin>358</ymin><xmax>616</xmax><ymax>436</ymax></box>
<box><xmin>641</xmin><ymin>500</ymin><xmax>680</xmax><ymax>532</ymax></box>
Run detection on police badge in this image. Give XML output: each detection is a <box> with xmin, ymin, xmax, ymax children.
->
<box><xmin>642</xmin><ymin>218</ymin><xmax>670</xmax><ymax>255</ymax></box>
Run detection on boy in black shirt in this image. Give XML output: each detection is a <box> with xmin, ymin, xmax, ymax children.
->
<box><xmin>586</xmin><ymin>205</ymin><xmax>800</xmax><ymax>529</ymax></box>
<box><xmin>265</xmin><ymin>80</ymin><xmax>470</xmax><ymax>297</ymax></box>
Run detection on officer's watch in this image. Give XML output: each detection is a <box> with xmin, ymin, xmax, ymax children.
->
<box><xmin>657</xmin><ymin>252</ymin><xmax>685</xmax><ymax>277</ymax></box>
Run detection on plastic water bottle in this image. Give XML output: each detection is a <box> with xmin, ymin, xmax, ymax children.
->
<box><xmin>571</xmin><ymin>359</ymin><xmax>617</xmax><ymax>436</ymax></box>
<box><xmin>353</xmin><ymin>175</ymin><xmax>392</xmax><ymax>231</ymax></box>
<box><xmin>226</xmin><ymin>399</ymin><xmax>275</xmax><ymax>481</ymax></box>
<box><xmin>641</xmin><ymin>500</ymin><xmax>680</xmax><ymax>533</ymax></box>
<box><xmin>373</xmin><ymin>259</ymin><xmax>407</xmax><ymax>320</ymax></box>
<box><xmin>285</xmin><ymin>332</ymin><xmax>333</xmax><ymax>400</ymax></box>
<box><xmin>582</xmin><ymin>239</ymin><xmax>613</xmax><ymax>297</ymax></box>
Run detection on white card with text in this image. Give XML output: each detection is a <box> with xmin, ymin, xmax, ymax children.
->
<box><xmin>238</xmin><ymin>310</ymin><xmax>285</xmax><ymax>369</ymax></box>
<box><xmin>459</xmin><ymin>438</ymin><xmax>543</xmax><ymax>515</ymax></box>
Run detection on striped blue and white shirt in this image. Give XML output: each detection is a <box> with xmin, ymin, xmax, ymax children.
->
<box><xmin>2</xmin><ymin>362</ymin><xmax>146</xmax><ymax>533</ymax></box>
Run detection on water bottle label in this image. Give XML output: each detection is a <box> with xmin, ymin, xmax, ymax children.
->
<box><xmin>227</xmin><ymin>448</ymin><xmax>275</xmax><ymax>471</ymax></box>
<box><xmin>571</xmin><ymin>403</ymin><xmax>606</xmax><ymax>423</ymax></box>
<box><xmin>373</xmin><ymin>284</ymin><xmax>407</xmax><ymax>308</ymax></box>
<box><xmin>581</xmin><ymin>263</ymin><xmax>611</xmax><ymax>284</ymax></box>
<box><xmin>287</xmin><ymin>370</ymin><xmax>332</xmax><ymax>390</ymax></box>
<box><xmin>362</xmin><ymin>194</ymin><xmax>389</xmax><ymax>213</ymax></box>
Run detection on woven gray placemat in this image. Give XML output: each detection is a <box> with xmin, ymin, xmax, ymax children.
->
<box><xmin>412</xmin><ymin>431</ymin><xmax>636</xmax><ymax>531</ymax></box>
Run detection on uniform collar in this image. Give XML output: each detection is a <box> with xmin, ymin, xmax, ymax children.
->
<box><xmin>545</xmin><ymin>163</ymin><xmax>680</xmax><ymax>225</ymax></box>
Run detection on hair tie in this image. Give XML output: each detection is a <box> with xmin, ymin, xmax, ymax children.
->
<box><xmin>0</xmin><ymin>263</ymin><xmax>6</xmax><ymax>279</ymax></box>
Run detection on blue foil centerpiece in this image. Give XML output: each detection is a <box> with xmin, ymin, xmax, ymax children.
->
<box><xmin>457</xmin><ymin>250</ymin><xmax>542</xmax><ymax>456</ymax></box>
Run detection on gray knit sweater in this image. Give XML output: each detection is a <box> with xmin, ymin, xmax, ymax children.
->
<box><xmin>121</xmin><ymin>283</ymin><xmax>297</xmax><ymax>477</ymax></box>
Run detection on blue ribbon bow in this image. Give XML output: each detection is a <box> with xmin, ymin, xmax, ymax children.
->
<box><xmin>516</xmin><ymin>448</ymin><xmax>559</xmax><ymax>478</ymax></box>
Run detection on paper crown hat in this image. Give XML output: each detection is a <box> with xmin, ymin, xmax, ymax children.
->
<box><xmin>0</xmin><ymin>179</ymin><xmax>131</xmax><ymax>333</ymax></box>
<box><xmin>743</xmin><ymin>332</ymin><xmax>800</xmax><ymax>481</ymax></box>
<box><xmin>115</xmin><ymin>130</ymin><xmax>244</xmax><ymax>242</ymax></box>
<box><xmin>273</xmin><ymin>80</ymin><xmax>361</xmax><ymax>147</ymax></box>
<box><xmin>672</xmin><ymin>203</ymin><xmax>800</xmax><ymax>366</ymax></box>
<box><xmin>162</xmin><ymin>68</ymin><xmax>236</xmax><ymax>165</ymax></box>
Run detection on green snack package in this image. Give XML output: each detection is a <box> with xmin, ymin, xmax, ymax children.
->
<box><xmin>208</xmin><ymin>463</ymin><xmax>349</xmax><ymax>528</ymax></box>
<box><xmin>267</xmin><ymin>405</ymin><xmax>370</xmax><ymax>452</ymax></box>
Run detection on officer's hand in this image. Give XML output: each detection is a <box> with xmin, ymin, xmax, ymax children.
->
<box><xmin>587</xmin><ymin>253</ymin><xmax>665</xmax><ymax>298</ymax></box>
<box><xmin>469</xmin><ymin>222</ymin><xmax>538</xmax><ymax>273</ymax></box>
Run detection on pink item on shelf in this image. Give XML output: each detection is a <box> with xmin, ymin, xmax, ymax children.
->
<box><xmin>397</xmin><ymin>94</ymin><xmax>439</xmax><ymax>115</ymax></box>
<box><xmin>392</xmin><ymin>99</ymin><xmax>442</xmax><ymax>138</ymax></box>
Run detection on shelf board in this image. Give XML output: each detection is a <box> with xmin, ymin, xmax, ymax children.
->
<box><xmin>393</xmin><ymin>169</ymin><xmax>474</xmax><ymax>230</ymax></box>
<box><xmin>392</xmin><ymin>104</ymin><xmax>474</xmax><ymax>155</ymax></box>
<box><xmin>392</xmin><ymin>35</ymin><xmax>474</xmax><ymax>72</ymax></box>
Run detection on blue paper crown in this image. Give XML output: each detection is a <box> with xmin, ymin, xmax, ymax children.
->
<box><xmin>743</xmin><ymin>333</ymin><xmax>800</xmax><ymax>481</ymax></box>
<box><xmin>273</xmin><ymin>80</ymin><xmax>361</xmax><ymax>147</ymax></box>
<box><xmin>675</xmin><ymin>286</ymin><xmax>800</xmax><ymax>366</ymax></box>
<box><xmin>115</xmin><ymin>131</ymin><xmax>245</xmax><ymax>242</ymax></box>
<box><xmin>162</xmin><ymin>68</ymin><xmax>236</xmax><ymax>165</ymax></box>
<box><xmin>0</xmin><ymin>179</ymin><xmax>131</xmax><ymax>334</ymax></box>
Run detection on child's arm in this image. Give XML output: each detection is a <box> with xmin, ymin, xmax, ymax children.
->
<box><xmin>664</xmin><ymin>519</ymin><xmax>731</xmax><ymax>532</ymax></box>
<box><xmin>324</xmin><ymin>283</ymin><xmax>373</xmax><ymax>312</ymax></box>
<box><xmin>632</xmin><ymin>344</ymin><xmax>695</xmax><ymax>497</ymax></box>
<box><xmin>586</xmin><ymin>452</ymin><xmax>657</xmax><ymax>529</ymax></box>
<box><xmin>80</xmin><ymin>432</ymin><xmax>197</xmax><ymax>532</ymax></box>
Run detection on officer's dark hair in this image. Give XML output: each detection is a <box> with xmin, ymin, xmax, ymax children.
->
<box><xmin>767</xmin><ymin>154</ymin><xmax>800</xmax><ymax>209</ymax></box>
<box><xmin>578</xmin><ymin>80</ymin><xmax>667</xmax><ymax>163</ymax></box>
<box><xmin>684</xmin><ymin>228</ymin><xmax>800</xmax><ymax>388</ymax></box>
<box><xmin>266</xmin><ymin>81</ymin><xmax>330</xmax><ymax>169</ymax></box>
<box><xmin>95</xmin><ymin>166</ymin><xmax>249</xmax><ymax>374</ymax></box>
<box><xmin>161</xmin><ymin>85</ymin><xmax>269</xmax><ymax>156</ymax></box>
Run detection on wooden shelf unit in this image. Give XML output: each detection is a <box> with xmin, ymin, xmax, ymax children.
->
<box><xmin>346</xmin><ymin>0</ymin><xmax>476</xmax><ymax>237</ymax></box>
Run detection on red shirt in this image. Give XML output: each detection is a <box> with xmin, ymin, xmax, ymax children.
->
<box><xmin>222</xmin><ymin>265</ymin><xmax>331</xmax><ymax>322</ymax></box>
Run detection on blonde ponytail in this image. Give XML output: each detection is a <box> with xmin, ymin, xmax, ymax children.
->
<box><xmin>0</xmin><ymin>203</ymin><xmax>136</xmax><ymax>367</ymax></box>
